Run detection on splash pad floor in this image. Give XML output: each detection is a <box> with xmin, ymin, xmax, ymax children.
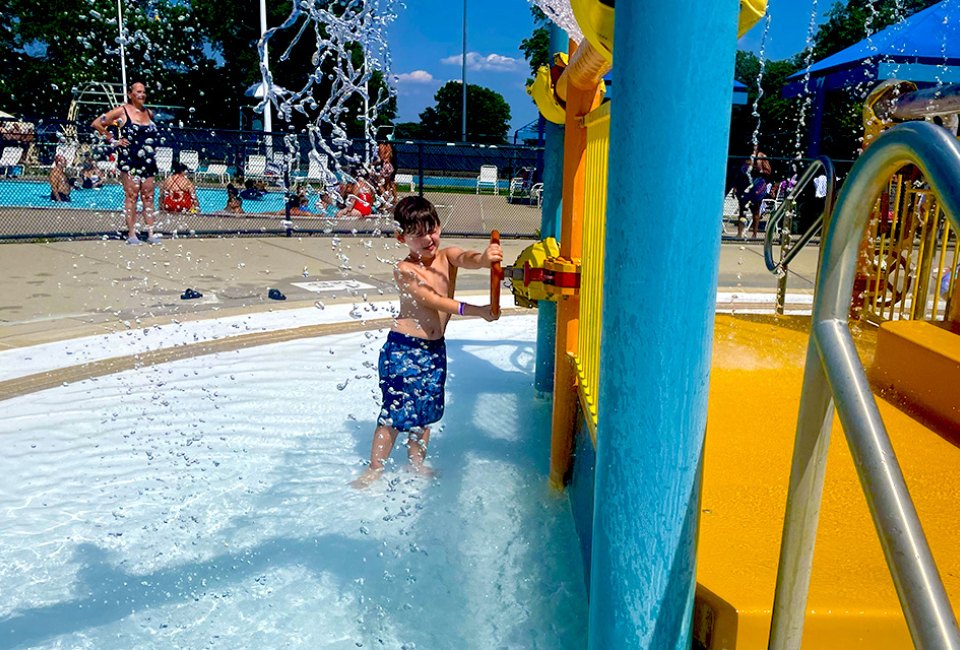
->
<box><xmin>700</xmin><ymin>314</ymin><xmax>960</xmax><ymax>649</ymax></box>
<box><xmin>0</xmin><ymin>313</ymin><xmax>588</xmax><ymax>649</ymax></box>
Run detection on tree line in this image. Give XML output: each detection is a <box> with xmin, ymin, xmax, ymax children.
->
<box><xmin>516</xmin><ymin>0</ymin><xmax>942</xmax><ymax>162</ymax></box>
<box><xmin>1</xmin><ymin>0</ymin><xmax>513</xmax><ymax>143</ymax></box>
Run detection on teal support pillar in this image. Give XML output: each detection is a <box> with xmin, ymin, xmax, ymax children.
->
<box><xmin>535</xmin><ymin>24</ymin><xmax>566</xmax><ymax>394</ymax></box>
<box><xmin>588</xmin><ymin>2</ymin><xmax>739</xmax><ymax>649</ymax></box>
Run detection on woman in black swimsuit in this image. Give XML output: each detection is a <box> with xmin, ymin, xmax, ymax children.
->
<box><xmin>91</xmin><ymin>81</ymin><xmax>161</xmax><ymax>245</ymax></box>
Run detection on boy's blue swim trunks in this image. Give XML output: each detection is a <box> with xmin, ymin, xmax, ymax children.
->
<box><xmin>378</xmin><ymin>331</ymin><xmax>447</xmax><ymax>432</ymax></box>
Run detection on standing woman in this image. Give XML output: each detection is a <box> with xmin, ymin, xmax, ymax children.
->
<box><xmin>91</xmin><ymin>81</ymin><xmax>161</xmax><ymax>244</ymax></box>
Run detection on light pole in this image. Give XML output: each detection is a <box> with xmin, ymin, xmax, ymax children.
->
<box><xmin>259</xmin><ymin>0</ymin><xmax>273</xmax><ymax>136</ymax></box>
<box><xmin>461</xmin><ymin>0</ymin><xmax>467</xmax><ymax>142</ymax></box>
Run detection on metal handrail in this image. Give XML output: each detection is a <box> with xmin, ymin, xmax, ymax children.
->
<box><xmin>763</xmin><ymin>156</ymin><xmax>836</xmax><ymax>314</ymax></box>
<box><xmin>768</xmin><ymin>122</ymin><xmax>960</xmax><ymax>650</ymax></box>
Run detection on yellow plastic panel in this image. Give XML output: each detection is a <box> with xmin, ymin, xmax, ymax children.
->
<box><xmin>573</xmin><ymin>102</ymin><xmax>610</xmax><ymax>433</ymax></box>
<box><xmin>738</xmin><ymin>0</ymin><xmax>767</xmax><ymax>38</ymax></box>
<box><xmin>872</xmin><ymin>320</ymin><xmax>960</xmax><ymax>438</ymax></box>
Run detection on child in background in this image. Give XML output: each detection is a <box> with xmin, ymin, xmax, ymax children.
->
<box><xmin>225</xmin><ymin>184</ymin><xmax>243</xmax><ymax>213</ymax></box>
<box><xmin>352</xmin><ymin>195</ymin><xmax>502</xmax><ymax>488</ymax></box>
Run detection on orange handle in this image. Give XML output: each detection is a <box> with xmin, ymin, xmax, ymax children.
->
<box><xmin>490</xmin><ymin>230</ymin><xmax>502</xmax><ymax>317</ymax></box>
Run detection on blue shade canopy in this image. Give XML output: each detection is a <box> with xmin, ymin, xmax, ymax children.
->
<box><xmin>785</xmin><ymin>0</ymin><xmax>960</xmax><ymax>95</ymax></box>
<box><xmin>733</xmin><ymin>79</ymin><xmax>749</xmax><ymax>105</ymax></box>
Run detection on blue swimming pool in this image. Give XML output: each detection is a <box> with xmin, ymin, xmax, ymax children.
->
<box><xmin>0</xmin><ymin>177</ymin><xmax>508</xmax><ymax>212</ymax></box>
<box><xmin>0</xmin><ymin>179</ymin><xmax>289</xmax><ymax>213</ymax></box>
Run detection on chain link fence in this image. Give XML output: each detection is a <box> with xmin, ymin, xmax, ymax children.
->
<box><xmin>0</xmin><ymin>118</ymin><xmax>545</xmax><ymax>242</ymax></box>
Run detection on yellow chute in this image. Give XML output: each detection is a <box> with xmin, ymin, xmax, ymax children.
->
<box><xmin>526</xmin><ymin>53</ymin><xmax>569</xmax><ymax>125</ymax></box>
<box><xmin>571</xmin><ymin>0</ymin><xmax>614</xmax><ymax>63</ymax></box>
<box><xmin>738</xmin><ymin>0</ymin><xmax>767</xmax><ymax>38</ymax></box>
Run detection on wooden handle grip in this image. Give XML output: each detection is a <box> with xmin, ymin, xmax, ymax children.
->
<box><xmin>490</xmin><ymin>230</ymin><xmax>502</xmax><ymax>317</ymax></box>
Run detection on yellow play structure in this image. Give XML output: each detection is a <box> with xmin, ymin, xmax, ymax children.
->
<box><xmin>508</xmin><ymin>0</ymin><xmax>960</xmax><ymax>647</ymax></box>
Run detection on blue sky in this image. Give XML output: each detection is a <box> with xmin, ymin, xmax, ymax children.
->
<box><xmin>738</xmin><ymin>0</ymin><xmax>836</xmax><ymax>62</ymax></box>
<box><xmin>387</xmin><ymin>0</ymin><xmax>538</xmax><ymax>137</ymax></box>
<box><xmin>387</xmin><ymin>0</ymin><xmax>837</xmax><ymax>136</ymax></box>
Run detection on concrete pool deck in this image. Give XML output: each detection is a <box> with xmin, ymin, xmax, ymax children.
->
<box><xmin>0</xmin><ymin>235</ymin><xmax>820</xmax><ymax>351</ymax></box>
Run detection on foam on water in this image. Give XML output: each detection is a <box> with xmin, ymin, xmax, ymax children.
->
<box><xmin>0</xmin><ymin>315</ymin><xmax>587</xmax><ymax>649</ymax></box>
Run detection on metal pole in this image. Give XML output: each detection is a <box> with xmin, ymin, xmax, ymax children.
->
<box><xmin>461</xmin><ymin>0</ymin><xmax>467</xmax><ymax>142</ymax></box>
<box><xmin>259</xmin><ymin>0</ymin><xmax>272</xmax><ymax>155</ymax></box>
<box><xmin>769</xmin><ymin>122</ymin><xmax>960</xmax><ymax>650</ymax></box>
<box><xmin>116</xmin><ymin>0</ymin><xmax>127</xmax><ymax>94</ymax></box>
<box><xmin>534</xmin><ymin>25</ymin><xmax>567</xmax><ymax>394</ymax></box>
<box><xmin>588</xmin><ymin>0</ymin><xmax>739</xmax><ymax>646</ymax></box>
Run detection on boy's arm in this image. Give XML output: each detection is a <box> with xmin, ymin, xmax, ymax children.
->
<box><xmin>445</xmin><ymin>242</ymin><xmax>503</xmax><ymax>270</ymax></box>
<box><xmin>395</xmin><ymin>263</ymin><xmax>498</xmax><ymax>321</ymax></box>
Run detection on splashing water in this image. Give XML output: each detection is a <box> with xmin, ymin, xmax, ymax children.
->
<box><xmin>792</xmin><ymin>0</ymin><xmax>822</xmax><ymax>161</ymax></box>
<box><xmin>255</xmin><ymin>0</ymin><xmax>400</xmax><ymax>197</ymax></box>
<box><xmin>749</xmin><ymin>14</ymin><xmax>771</xmax><ymax>156</ymax></box>
<box><xmin>530</xmin><ymin>0</ymin><xmax>584</xmax><ymax>44</ymax></box>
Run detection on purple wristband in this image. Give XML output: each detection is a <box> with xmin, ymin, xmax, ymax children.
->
<box><xmin>458</xmin><ymin>302</ymin><xmax>465</xmax><ymax>316</ymax></box>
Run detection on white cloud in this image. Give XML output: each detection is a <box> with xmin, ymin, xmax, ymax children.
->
<box><xmin>440</xmin><ymin>51</ymin><xmax>520</xmax><ymax>72</ymax></box>
<box><xmin>395</xmin><ymin>70</ymin><xmax>437</xmax><ymax>84</ymax></box>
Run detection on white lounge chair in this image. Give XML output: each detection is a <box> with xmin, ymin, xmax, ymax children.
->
<box><xmin>200</xmin><ymin>163</ymin><xmax>230</xmax><ymax>184</ymax></box>
<box><xmin>0</xmin><ymin>146</ymin><xmax>23</xmax><ymax>177</ymax></box>
<box><xmin>42</xmin><ymin>142</ymin><xmax>78</xmax><ymax>172</ymax></box>
<box><xmin>180</xmin><ymin>150</ymin><xmax>199</xmax><ymax>173</ymax></box>
<box><xmin>530</xmin><ymin>182</ymin><xmax>544</xmax><ymax>208</ymax></box>
<box><xmin>721</xmin><ymin>189</ymin><xmax>742</xmax><ymax>235</ymax></box>
<box><xmin>245</xmin><ymin>154</ymin><xmax>267</xmax><ymax>179</ymax></box>
<box><xmin>155</xmin><ymin>147</ymin><xmax>173</xmax><ymax>175</ymax></box>
<box><xmin>394</xmin><ymin>173</ymin><xmax>416</xmax><ymax>192</ymax></box>
<box><xmin>508</xmin><ymin>166</ymin><xmax>535</xmax><ymax>201</ymax></box>
<box><xmin>302</xmin><ymin>152</ymin><xmax>328</xmax><ymax>182</ymax></box>
<box><xmin>476</xmin><ymin>165</ymin><xmax>498</xmax><ymax>195</ymax></box>
<box><xmin>271</xmin><ymin>151</ymin><xmax>289</xmax><ymax>176</ymax></box>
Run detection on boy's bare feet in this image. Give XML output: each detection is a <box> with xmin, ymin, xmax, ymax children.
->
<box><xmin>351</xmin><ymin>467</ymin><xmax>384</xmax><ymax>489</ymax></box>
<box><xmin>406</xmin><ymin>463</ymin><xmax>438</xmax><ymax>479</ymax></box>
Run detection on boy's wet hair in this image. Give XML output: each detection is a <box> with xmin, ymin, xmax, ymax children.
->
<box><xmin>393</xmin><ymin>196</ymin><xmax>440</xmax><ymax>235</ymax></box>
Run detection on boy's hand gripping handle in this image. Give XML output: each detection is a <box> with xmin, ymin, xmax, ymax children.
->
<box><xmin>490</xmin><ymin>230</ymin><xmax>502</xmax><ymax>318</ymax></box>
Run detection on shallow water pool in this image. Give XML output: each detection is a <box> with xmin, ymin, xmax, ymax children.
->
<box><xmin>0</xmin><ymin>314</ymin><xmax>587</xmax><ymax>649</ymax></box>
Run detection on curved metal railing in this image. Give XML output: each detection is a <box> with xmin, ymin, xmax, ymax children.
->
<box><xmin>763</xmin><ymin>156</ymin><xmax>836</xmax><ymax>314</ymax></box>
<box><xmin>768</xmin><ymin>122</ymin><xmax>960</xmax><ymax>650</ymax></box>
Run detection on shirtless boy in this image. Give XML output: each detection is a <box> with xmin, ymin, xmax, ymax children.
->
<box><xmin>352</xmin><ymin>195</ymin><xmax>502</xmax><ymax>488</ymax></box>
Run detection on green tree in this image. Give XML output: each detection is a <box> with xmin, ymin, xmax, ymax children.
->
<box><xmin>519</xmin><ymin>6</ymin><xmax>550</xmax><ymax>83</ymax></box>
<box><xmin>419</xmin><ymin>81</ymin><xmax>511</xmax><ymax>144</ymax></box>
<box><xmin>731</xmin><ymin>50</ymin><xmax>804</xmax><ymax>162</ymax></box>
<box><xmin>193</xmin><ymin>0</ymin><xmax>395</xmax><ymax>133</ymax></box>
<box><xmin>2</xmin><ymin>0</ymin><xmax>208</xmax><ymax>120</ymax></box>
<box><xmin>730</xmin><ymin>0</ymin><xmax>942</xmax><ymax>163</ymax></box>
<box><xmin>393</xmin><ymin>121</ymin><xmax>423</xmax><ymax>140</ymax></box>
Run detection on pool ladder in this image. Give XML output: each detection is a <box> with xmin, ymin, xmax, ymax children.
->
<box><xmin>762</xmin><ymin>156</ymin><xmax>837</xmax><ymax>315</ymax></box>
<box><xmin>768</xmin><ymin>122</ymin><xmax>960</xmax><ymax>650</ymax></box>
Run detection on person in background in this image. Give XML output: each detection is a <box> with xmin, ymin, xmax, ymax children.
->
<box><xmin>225</xmin><ymin>183</ymin><xmax>243</xmax><ymax>213</ymax></box>
<box><xmin>49</xmin><ymin>154</ymin><xmax>72</xmax><ymax>201</ymax></box>
<box><xmin>240</xmin><ymin>178</ymin><xmax>266</xmax><ymax>200</ymax></box>
<box><xmin>91</xmin><ymin>81</ymin><xmax>161</xmax><ymax>244</ymax></box>
<box><xmin>79</xmin><ymin>153</ymin><xmax>103</xmax><ymax>189</ymax></box>
<box><xmin>738</xmin><ymin>149</ymin><xmax>772</xmax><ymax>239</ymax></box>
<box><xmin>285</xmin><ymin>184</ymin><xmax>316</xmax><ymax>215</ymax></box>
<box><xmin>336</xmin><ymin>168</ymin><xmax>375</xmax><ymax>218</ymax></box>
<box><xmin>375</xmin><ymin>142</ymin><xmax>396</xmax><ymax>208</ymax></box>
<box><xmin>160</xmin><ymin>162</ymin><xmax>199</xmax><ymax>213</ymax></box>
<box><xmin>319</xmin><ymin>191</ymin><xmax>340</xmax><ymax>218</ymax></box>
